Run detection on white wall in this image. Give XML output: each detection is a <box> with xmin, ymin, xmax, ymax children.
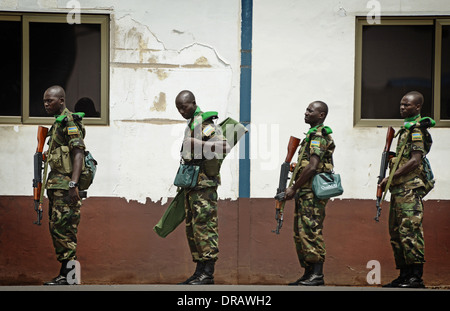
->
<box><xmin>0</xmin><ymin>0</ymin><xmax>241</xmax><ymax>204</ymax></box>
<box><xmin>1</xmin><ymin>0</ymin><xmax>449</xmax><ymax>203</ymax></box>
<box><xmin>251</xmin><ymin>0</ymin><xmax>450</xmax><ymax>200</ymax></box>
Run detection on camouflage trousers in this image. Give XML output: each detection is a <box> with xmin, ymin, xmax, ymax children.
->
<box><xmin>293</xmin><ymin>192</ymin><xmax>328</xmax><ymax>268</ymax></box>
<box><xmin>184</xmin><ymin>186</ymin><xmax>219</xmax><ymax>262</ymax></box>
<box><xmin>47</xmin><ymin>189</ymin><xmax>82</xmax><ymax>262</ymax></box>
<box><xmin>389</xmin><ymin>188</ymin><xmax>425</xmax><ymax>267</ymax></box>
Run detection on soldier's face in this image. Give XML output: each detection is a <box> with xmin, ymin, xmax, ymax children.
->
<box><xmin>43</xmin><ymin>91</ymin><xmax>64</xmax><ymax>116</ymax></box>
<box><xmin>176</xmin><ymin>100</ymin><xmax>196</xmax><ymax>120</ymax></box>
<box><xmin>304</xmin><ymin>103</ymin><xmax>323</xmax><ymax>126</ymax></box>
<box><xmin>400</xmin><ymin>96</ymin><xmax>421</xmax><ymax>119</ymax></box>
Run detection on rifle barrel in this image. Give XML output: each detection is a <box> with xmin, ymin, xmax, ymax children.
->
<box><xmin>374</xmin><ymin>126</ymin><xmax>395</xmax><ymax>222</ymax></box>
<box><xmin>33</xmin><ymin>126</ymin><xmax>48</xmax><ymax>226</ymax></box>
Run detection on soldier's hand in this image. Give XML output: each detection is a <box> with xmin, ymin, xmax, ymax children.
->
<box><xmin>69</xmin><ymin>187</ymin><xmax>81</xmax><ymax>203</ymax></box>
<box><xmin>378</xmin><ymin>177</ymin><xmax>388</xmax><ymax>192</ymax></box>
<box><xmin>284</xmin><ymin>186</ymin><xmax>296</xmax><ymax>200</ymax></box>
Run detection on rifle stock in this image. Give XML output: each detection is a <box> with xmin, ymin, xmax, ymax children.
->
<box><xmin>33</xmin><ymin>126</ymin><xmax>49</xmax><ymax>225</ymax></box>
<box><xmin>273</xmin><ymin>136</ymin><xmax>300</xmax><ymax>234</ymax></box>
<box><xmin>375</xmin><ymin>126</ymin><xmax>395</xmax><ymax>222</ymax></box>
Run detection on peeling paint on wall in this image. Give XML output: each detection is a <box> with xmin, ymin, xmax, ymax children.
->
<box><xmin>154</xmin><ymin>69</ymin><xmax>169</xmax><ymax>80</ymax></box>
<box><xmin>105</xmin><ymin>13</ymin><xmax>235</xmax><ymax>204</ymax></box>
<box><xmin>109</xmin><ymin>14</ymin><xmax>233</xmax><ymax>123</ymax></box>
<box><xmin>112</xmin><ymin>15</ymin><xmax>231</xmax><ymax>69</ymax></box>
<box><xmin>151</xmin><ymin>92</ymin><xmax>166</xmax><ymax>112</ymax></box>
<box><xmin>182</xmin><ymin>56</ymin><xmax>212</xmax><ymax>68</ymax></box>
<box><xmin>0</xmin><ymin>4</ymin><xmax>240</xmax><ymax>205</ymax></box>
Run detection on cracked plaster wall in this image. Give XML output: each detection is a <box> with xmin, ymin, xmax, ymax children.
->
<box><xmin>0</xmin><ymin>0</ymin><xmax>241</xmax><ymax>204</ymax></box>
<box><xmin>4</xmin><ymin>0</ymin><xmax>449</xmax><ymax>202</ymax></box>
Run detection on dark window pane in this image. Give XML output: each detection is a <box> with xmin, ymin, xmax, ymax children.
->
<box><xmin>0</xmin><ymin>20</ymin><xmax>21</xmax><ymax>116</ymax></box>
<box><xmin>29</xmin><ymin>22</ymin><xmax>101</xmax><ymax>117</ymax></box>
<box><xmin>441</xmin><ymin>25</ymin><xmax>450</xmax><ymax>120</ymax></box>
<box><xmin>361</xmin><ymin>25</ymin><xmax>433</xmax><ymax>119</ymax></box>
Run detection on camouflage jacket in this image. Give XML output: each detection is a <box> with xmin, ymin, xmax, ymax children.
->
<box><xmin>294</xmin><ymin>124</ymin><xmax>335</xmax><ymax>191</ymax></box>
<box><xmin>46</xmin><ymin>108</ymin><xmax>86</xmax><ymax>190</ymax></box>
<box><xmin>181</xmin><ymin>108</ymin><xmax>227</xmax><ymax>189</ymax></box>
<box><xmin>389</xmin><ymin>116</ymin><xmax>432</xmax><ymax>194</ymax></box>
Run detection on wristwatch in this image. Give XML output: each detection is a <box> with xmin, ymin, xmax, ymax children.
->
<box><xmin>69</xmin><ymin>181</ymin><xmax>79</xmax><ymax>188</ymax></box>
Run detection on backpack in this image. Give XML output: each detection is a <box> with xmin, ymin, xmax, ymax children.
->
<box><xmin>420</xmin><ymin>156</ymin><xmax>434</xmax><ymax>197</ymax></box>
<box><xmin>78</xmin><ymin>150</ymin><xmax>98</xmax><ymax>190</ymax></box>
<box><xmin>57</xmin><ymin>112</ymin><xmax>98</xmax><ymax>191</ymax></box>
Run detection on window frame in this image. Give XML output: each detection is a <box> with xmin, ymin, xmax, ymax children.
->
<box><xmin>0</xmin><ymin>14</ymin><xmax>22</xmax><ymax>124</ymax></box>
<box><xmin>354</xmin><ymin>16</ymin><xmax>450</xmax><ymax>127</ymax></box>
<box><xmin>0</xmin><ymin>12</ymin><xmax>109</xmax><ymax>126</ymax></box>
<box><xmin>434</xmin><ymin>19</ymin><xmax>450</xmax><ymax>127</ymax></box>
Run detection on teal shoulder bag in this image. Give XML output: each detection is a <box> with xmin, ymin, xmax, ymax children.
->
<box><xmin>174</xmin><ymin>162</ymin><xmax>200</xmax><ymax>188</ymax></box>
<box><xmin>312</xmin><ymin>172</ymin><xmax>344</xmax><ymax>199</ymax></box>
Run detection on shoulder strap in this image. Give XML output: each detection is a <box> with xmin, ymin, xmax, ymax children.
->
<box><xmin>382</xmin><ymin>130</ymin><xmax>410</xmax><ymax>200</ymax></box>
<box><xmin>291</xmin><ymin>143</ymin><xmax>308</xmax><ymax>184</ymax></box>
<box><xmin>39</xmin><ymin>125</ymin><xmax>58</xmax><ymax>204</ymax></box>
<box><xmin>190</xmin><ymin>111</ymin><xmax>218</xmax><ymax>130</ymax></box>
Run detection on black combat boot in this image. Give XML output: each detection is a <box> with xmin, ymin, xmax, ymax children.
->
<box><xmin>178</xmin><ymin>261</ymin><xmax>205</xmax><ymax>284</ymax></box>
<box><xmin>382</xmin><ymin>266</ymin><xmax>410</xmax><ymax>288</ymax></box>
<box><xmin>189</xmin><ymin>260</ymin><xmax>215</xmax><ymax>285</ymax></box>
<box><xmin>44</xmin><ymin>260</ymin><xmax>71</xmax><ymax>285</ymax></box>
<box><xmin>288</xmin><ymin>265</ymin><xmax>313</xmax><ymax>285</ymax></box>
<box><xmin>297</xmin><ymin>262</ymin><xmax>325</xmax><ymax>286</ymax></box>
<box><xmin>399</xmin><ymin>264</ymin><xmax>425</xmax><ymax>288</ymax></box>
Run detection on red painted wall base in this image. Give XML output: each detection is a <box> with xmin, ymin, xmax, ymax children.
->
<box><xmin>0</xmin><ymin>196</ymin><xmax>448</xmax><ymax>287</ymax></box>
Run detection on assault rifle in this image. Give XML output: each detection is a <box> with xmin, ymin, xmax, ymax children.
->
<box><xmin>273</xmin><ymin>136</ymin><xmax>300</xmax><ymax>234</ymax></box>
<box><xmin>33</xmin><ymin>126</ymin><xmax>49</xmax><ymax>225</ymax></box>
<box><xmin>375</xmin><ymin>127</ymin><xmax>395</xmax><ymax>222</ymax></box>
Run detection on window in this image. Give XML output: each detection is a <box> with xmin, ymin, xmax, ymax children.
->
<box><xmin>438</xmin><ymin>21</ymin><xmax>450</xmax><ymax>120</ymax></box>
<box><xmin>0</xmin><ymin>13</ymin><xmax>109</xmax><ymax>125</ymax></box>
<box><xmin>355</xmin><ymin>17</ymin><xmax>450</xmax><ymax>127</ymax></box>
<box><xmin>0</xmin><ymin>16</ymin><xmax>21</xmax><ymax>119</ymax></box>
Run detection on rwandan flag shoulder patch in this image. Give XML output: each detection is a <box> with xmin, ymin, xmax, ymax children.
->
<box><xmin>67</xmin><ymin>126</ymin><xmax>79</xmax><ymax>135</ymax></box>
<box><xmin>411</xmin><ymin>132</ymin><xmax>422</xmax><ymax>141</ymax></box>
<box><xmin>310</xmin><ymin>140</ymin><xmax>320</xmax><ymax>148</ymax></box>
<box><xmin>202</xmin><ymin>124</ymin><xmax>215</xmax><ymax>137</ymax></box>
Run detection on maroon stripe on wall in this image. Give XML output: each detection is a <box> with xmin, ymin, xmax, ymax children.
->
<box><xmin>0</xmin><ymin>196</ymin><xmax>449</xmax><ymax>286</ymax></box>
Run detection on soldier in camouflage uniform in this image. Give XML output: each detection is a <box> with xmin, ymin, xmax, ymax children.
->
<box><xmin>284</xmin><ymin>101</ymin><xmax>335</xmax><ymax>286</ymax></box>
<box><xmin>379</xmin><ymin>91</ymin><xmax>433</xmax><ymax>288</ymax></box>
<box><xmin>175</xmin><ymin>90</ymin><xmax>230</xmax><ymax>285</ymax></box>
<box><xmin>42</xmin><ymin>86</ymin><xmax>86</xmax><ymax>285</ymax></box>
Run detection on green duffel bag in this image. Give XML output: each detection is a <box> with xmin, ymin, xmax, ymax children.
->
<box><xmin>153</xmin><ymin>189</ymin><xmax>186</xmax><ymax>238</ymax></box>
<box><xmin>154</xmin><ymin>117</ymin><xmax>248</xmax><ymax>238</ymax></box>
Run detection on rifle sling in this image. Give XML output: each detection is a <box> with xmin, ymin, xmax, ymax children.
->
<box><xmin>39</xmin><ymin>125</ymin><xmax>57</xmax><ymax>205</ymax></box>
<box><xmin>40</xmin><ymin>113</ymin><xmax>79</xmax><ymax>202</ymax></box>
<box><xmin>381</xmin><ymin>129</ymin><xmax>409</xmax><ymax>202</ymax></box>
<box><xmin>290</xmin><ymin>143</ymin><xmax>307</xmax><ymax>188</ymax></box>
<box><xmin>278</xmin><ymin>143</ymin><xmax>307</xmax><ymax>212</ymax></box>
